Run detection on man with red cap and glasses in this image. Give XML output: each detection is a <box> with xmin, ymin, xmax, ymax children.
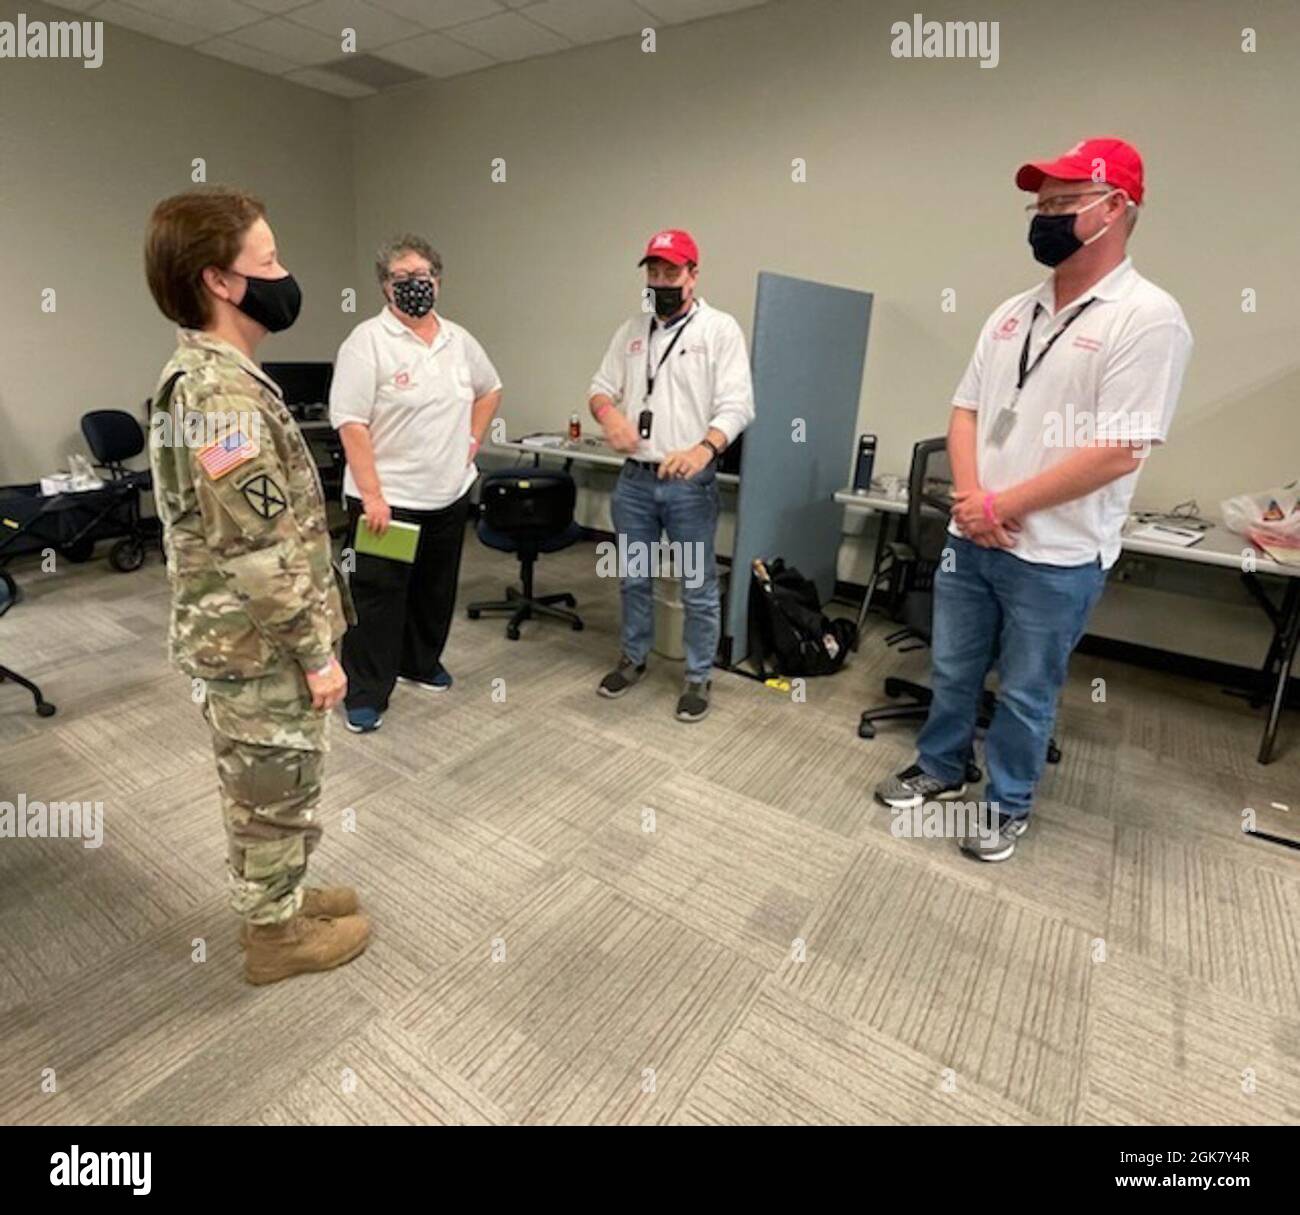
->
<box><xmin>589</xmin><ymin>229</ymin><xmax>755</xmax><ymax>721</ymax></box>
<box><xmin>876</xmin><ymin>137</ymin><xmax>1192</xmax><ymax>860</ymax></box>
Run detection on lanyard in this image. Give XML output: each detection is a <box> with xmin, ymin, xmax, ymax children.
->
<box><xmin>1016</xmin><ymin>297</ymin><xmax>1097</xmax><ymax>395</ymax></box>
<box><xmin>644</xmin><ymin>309</ymin><xmax>695</xmax><ymax>401</ymax></box>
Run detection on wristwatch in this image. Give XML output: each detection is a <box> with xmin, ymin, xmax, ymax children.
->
<box><xmin>699</xmin><ymin>437</ymin><xmax>722</xmax><ymax>462</ymax></box>
<box><xmin>310</xmin><ymin>658</ymin><xmax>335</xmax><ymax>678</ymax></box>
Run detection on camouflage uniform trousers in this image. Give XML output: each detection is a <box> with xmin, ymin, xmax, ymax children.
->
<box><xmin>201</xmin><ymin>665</ymin><xmax>330</xmax><ymax>925</ymax></box>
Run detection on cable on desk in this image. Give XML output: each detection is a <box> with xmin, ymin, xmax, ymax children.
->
<box><xmin>1131</xmin><ymin>498</ymin><xmax>1211</xmax><ymax>532</ymax></box>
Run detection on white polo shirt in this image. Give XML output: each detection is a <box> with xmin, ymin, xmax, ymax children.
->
<box><xmin>329</xmin><ymin>307</ymin><xmax>502</xmax><ymax>510</ymax></box>
<box><xmin>589</xmin><ymin>298</ymin><xmax>755</xmax><ymax>463</ymax></box>
<box><xmin>951</xmin><ymin>257</ymin><xmax>1193</xmax><ymax>568</ymax></box>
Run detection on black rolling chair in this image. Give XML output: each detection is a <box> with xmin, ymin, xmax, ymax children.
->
<box><xmin>0</xmin><ymin>657</ymin><xmax>56</xmax><ymax>717</ymax></box>
<box><xmin>0</xmin><ymin>577</ymin><xmax>55</xmax><ymax>717</ymax></box>
<box><xmin>856</xmin><ymin>436</ymin><xmax>1061</xmax><ymax>769</ymax></box>
<box><xmin>80</xmin><ymin>409</ymin><xmax>154</xmax><ymax>572</ymax></box>
<box><xmin>467</xmin><ymin>470</ymin><xmax>584</xmax><ymax>640</ymax></box>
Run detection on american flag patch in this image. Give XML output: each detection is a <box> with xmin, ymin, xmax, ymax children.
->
<box><xmin>197</xmin><ymin>430</ymin><xmax>258</xmax><ymax>479</ymax></box>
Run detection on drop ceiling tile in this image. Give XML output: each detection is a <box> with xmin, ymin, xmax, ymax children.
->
<box><xmin>286</xmin><ymin>0</ymin><xmax>426</xmax><ymax>48</ymax></box>
<box><xmin>375</xmin><ymin>30</ymin><xmax>494</xmax><ymax>77</ymax></box>
<box><xmin>223</xmin><ymin>15</ymin><xmax>346</xmax><ymax>64</ymax></box>
<box><xmin>240</xmin><ymin>0</ymin><xmax>318</xmax><ymax>12</ymax></box>
<box><xmin>637</xmin><ymin>0</ymin><xmax>766</xmax><ymax>24</ymax></box>
<box><xmin>33</xmin><ymin>0</ymin><xmax>102</xmax><ymax>13</ymax></box>
<box><xmin>198</xmin><ymin>34</ymin><xmax>301</xmax><ymax>74</ymax></box>
<box><xmin>368</xmin><ymin>0</ymin><xmax>503</xmax><ymax>30</ymax></box>
<box><xmin>444</xmin><ymin>9</ymin><xmax>571</xmax><ymax>60</ymax></box>
<box><xmin>283</xmin><ymin>66</ymin><xmax>378</xmax><ymax>97</ymax></box>
<box><xmin>111</xmin><ymin>0</ymin><xmax>268</xmax><ymax>37</ymax></box>
<box><xmin>89</xmin><ymin>0</ymin><xmax>211</xmax><ymax>45</ymax></box>
<box><xmin>524</xmin><ymin>0</ymin><xmax>649</xmax><ymax>43</ymax></box>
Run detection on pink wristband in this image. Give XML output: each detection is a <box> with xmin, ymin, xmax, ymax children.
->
<box><xmin>982</xmin><ymin>492</ymin><xmax>1000</xmax><ymax>525</ymax></box>
<box><xmin>469</xmin><ymin>435</ymin><xmax>480</xmax><ymax>453</ymax></box>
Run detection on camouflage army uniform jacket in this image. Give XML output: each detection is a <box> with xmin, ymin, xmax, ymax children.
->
<box><xmin>149</xmin><ymin>330</ymin><xmax>351</xmax><ymax>694</ymax></box>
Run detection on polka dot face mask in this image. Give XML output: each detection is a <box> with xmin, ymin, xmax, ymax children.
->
<box><xmin>391</xmin><ymin>276</ymin><xmax>435</xmax><ymax>318</ymax></box>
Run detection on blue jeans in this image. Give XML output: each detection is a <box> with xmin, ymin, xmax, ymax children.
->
<box><xmin>610</xmin><ymin>461</ymin><xmax>721</xmax><ymax>682</ymax></box>
<box><xmin>916</xmin><ymin>535</ymin><xmax>1107</xmax><ymax>818</ymax></box>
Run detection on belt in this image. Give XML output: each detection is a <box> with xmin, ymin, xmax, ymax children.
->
<box><xmin>625</xmin><ymin>458</ymin><xmax>661</xmax><ymax>472</ymax></box>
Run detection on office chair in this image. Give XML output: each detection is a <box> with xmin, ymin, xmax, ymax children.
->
<box><xmin>467</xmin><ymin>470</ymin><xmax>585</xmax><ymax>640</ymax></box>
<box><xmin>856</xmin><ymin>437</ymin><xmax>1061</xmax><ymax>767</ymax></box>
<box><xmin>80</xmin><ymin>409</ymin><xmax>154</xmax><ymax>572</ymax></box>
<box><xmin>0</xmin><ymin>574</ymin><xmax>55</xmax><ymax>716</ymax></box>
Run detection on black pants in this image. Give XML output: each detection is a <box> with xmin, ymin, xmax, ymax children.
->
<box><xmin>342</xmin><ymin>491</ymin><xmax>471</xmax><ymax>712</ymax></box>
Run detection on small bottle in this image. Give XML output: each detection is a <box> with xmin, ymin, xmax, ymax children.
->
<box><xmin>569</xmin><ymin>412</ymin><xmax>581</xmax><ymax>441</ymax></box>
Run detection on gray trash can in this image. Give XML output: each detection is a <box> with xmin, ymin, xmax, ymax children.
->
<box><xmin>652</xmin><ymin>567</ymin><xmax>729</xmax><ymax>661</ymax></box>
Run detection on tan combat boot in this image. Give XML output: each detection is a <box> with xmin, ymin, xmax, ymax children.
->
<box><xmin>239</xmin><ymin>886</ymin><xmax>361</xmax><ymax>948</ymax></box>
<box><xmin>243</xmin><ymin>913</ymin><xmax>371</xmax><ymax>985</ymax></box>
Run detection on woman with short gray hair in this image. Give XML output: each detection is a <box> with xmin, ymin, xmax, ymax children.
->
<box><xmin>329</xmin><ymin>236</ymin><xmax>502</xmax><ymax>732</ymax></box>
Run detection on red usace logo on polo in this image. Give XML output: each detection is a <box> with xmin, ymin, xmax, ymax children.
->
<box><xmin>993</xmin><ymin>316</ymin><xmax>1020</xmax><ymax>340</ymax></box>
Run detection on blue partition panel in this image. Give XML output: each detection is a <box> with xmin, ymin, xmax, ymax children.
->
<box><xmin>725</xmin><ymin>271</ymin><xmax>873</xmax><ymax>665</ymax></box>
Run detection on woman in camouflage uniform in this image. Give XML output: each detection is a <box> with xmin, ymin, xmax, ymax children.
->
<box><xmin>144</xmin><ymin>187</ymin><xmax>369</xmax><ymax>985</ymax></box>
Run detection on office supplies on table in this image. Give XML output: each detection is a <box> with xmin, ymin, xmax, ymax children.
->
<box><xmin>1128</xmin><ymin>522</ymin><xmax>1204</xmax><ymax>547</ymax></box>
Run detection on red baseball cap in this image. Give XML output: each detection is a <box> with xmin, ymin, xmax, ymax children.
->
<box><xmin>638</xmin><ymin>229</ymin><xmax>699</xmax><ymax>267</ymax></box>
<box><xmin>1015</xmin><ymin>137</ymin><xmax>1144</xmax><ymax>206</ymax></box>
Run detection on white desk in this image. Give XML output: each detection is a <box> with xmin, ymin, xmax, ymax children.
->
<box><xmin>490</xmin><ymin>436</ymin><xmax>740</xmax><ymax>487</ymax></box>
<box><xmin>836</xmin><ymin>483</ymin><xmax>1300</xmax><ymax>764</ymax></box>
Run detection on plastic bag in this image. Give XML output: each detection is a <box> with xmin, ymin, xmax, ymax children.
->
<box><xmin>1221</xmin><ymin>480</ymin><xmax>1300</xmax><ymax>565</ymax></box>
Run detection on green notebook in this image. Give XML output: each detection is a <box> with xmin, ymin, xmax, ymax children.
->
<box><xmin>355</xmin><ymin>517</ymin><xmax>421</xmax><ymax>563</ymax></box>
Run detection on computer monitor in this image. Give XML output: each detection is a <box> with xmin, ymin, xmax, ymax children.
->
<box><xmin>261</xmin><ymin>362</ymin><xmax>333</xmax><ymax>407</ymax></box>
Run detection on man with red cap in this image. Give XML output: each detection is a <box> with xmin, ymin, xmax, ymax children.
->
<box><xmin>588</xmin><ymin>229</ymin><xmax>755</xmax><ymax>721</ymax></box>
<box><xmin>876</xmin><ymin>137</ymin><xmax>1193</xmax><ymax>861</ymax></box>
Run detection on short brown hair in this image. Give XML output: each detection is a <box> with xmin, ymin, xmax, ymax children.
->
<box><xmin>145</xmin><ymin>187</ymin><xmax>266</xmax><ymax>329</ymax></box>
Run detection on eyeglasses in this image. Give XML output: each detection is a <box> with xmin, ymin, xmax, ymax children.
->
<box><xmin>1023</xmin><ymin>189</ymin><xmax>1114</xmax><ymax>217</ymax></box>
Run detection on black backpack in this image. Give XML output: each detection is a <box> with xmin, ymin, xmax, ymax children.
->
<box><xmin>748</xmin><ymin>558</ymin><xmax>856</xmax><ymax>678</ymax></box>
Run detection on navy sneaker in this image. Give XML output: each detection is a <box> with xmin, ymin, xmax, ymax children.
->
<box><xmin>345</xmin><ymin>706</ymin><xmax>383</xmax><ymax>733</ymax></box>
<box><xmin>399</xmin><ymin>666</ymin><xmax>452</xmax><ymax>692</ymax></box>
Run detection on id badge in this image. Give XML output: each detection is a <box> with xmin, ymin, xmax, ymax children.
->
<box><xmin>638</xmin><ymin>408</ymin><xmax>653</xmax><ymax>440</ymax></box>
<box><xmin>988</xmin><ymin>406</ymin><xmax>1019</xmax><ymax>449</ymax></box>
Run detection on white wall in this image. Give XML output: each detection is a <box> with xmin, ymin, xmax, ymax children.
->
<box><xmin>0</xmin><ymin>0</ymin><xmax>357</xmax><ymax>482</ymax></box>
<box><xmin>346</xmin><ymin>0</ymin><xmax>1299</xmax><ymax>664</ymax></box>
<box><xmin>3</xmin><ymin>0</ymin><xmax>1295</xmax><ymax>666</ymax></box>
<box><xmin>349</xmin><ymin>0</ymin><xmax>1300</xmax><ymax>522</ymax></box>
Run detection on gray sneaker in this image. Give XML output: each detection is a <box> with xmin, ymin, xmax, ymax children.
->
<box><xmin>598</xmin><ymin>656</ymin><xmax>646</xmax><ymax>698</ymax></box>
<box><xmin>959</xmin><ymin>812</ymin><xmax>1030</xmax><ymax>863</ymax></box>
<box><xmin>874</xmin><ymin>763</ymin><xmax>967</xmax><ymax>810</ymax></box>
<box><xmin>675</xmin><ymin>680</ymin><xmax>711</xmax><ymax>722</ymax></box>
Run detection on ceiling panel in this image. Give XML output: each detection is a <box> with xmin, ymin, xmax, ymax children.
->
<box><xmin>368</xmin><ymin>0</ymin><xmax>503</xmax><ymax>30</ymax></box>
<box><xmin>439</xmin><ymin>10</ymin><xmax>570</xmax><ymax>62</ymax></box>
<box><xmin>524</xmin><ymin>0</ymin><xmax>651</xmax><ymax>45</ymax></box>
<box><xmin>285</xmin><ymin>0</ymin><xmax>427</xmax><ymax>48</ymax></box>
<box><xmin>38</xmin><ymin>0</ymin><xmax>774</xmax><ymax>95</ymax></box>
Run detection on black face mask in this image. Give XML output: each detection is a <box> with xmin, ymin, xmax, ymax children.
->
<box><xmin>1028</xmin><ymin>192</ymin><xmax>1115</xmax><ymax>267</ymax></box>
<box><xmin>650</xmin><ymin>284</ymin><xmax>685</xmax><ymax>318</ymax></box>
<box><xmin>232</xmin><ymin>272</ymin><xmax>302</xmax><ymax>332</ymax></box>
<box><xmin>1028</xmin><ymin>214</ymin><xmax>1084</xmax><ymax>268</ymax></box>
<box><xmin>392</xmin><ymin>277</ymin><xmax>435</xmax><ymax>318</ymax></box>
